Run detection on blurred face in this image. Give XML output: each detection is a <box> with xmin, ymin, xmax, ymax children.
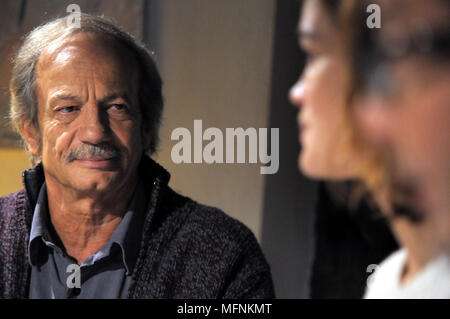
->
<box><xmin>290</xmin><ymin>0</ymin><xmax>355</xmax><ymax>179</ymax></box>
<box><xmin>356</xmin><ymin>0</ymin><xmax>450</xmax><ymax>214</ymax></box>
<box><xmin>24</xmin><ymin>33</ymin><xmax>146</xmax><ymax>196</ymax></box>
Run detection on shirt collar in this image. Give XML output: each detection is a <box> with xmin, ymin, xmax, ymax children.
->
<box><xmin>28</xmin><ymin>178</ymin><xmax>148</xmax><ymax>275</ymax></box>
<box><xmin>105</xmin><ymin>178</ymin><xmax>147</xmax><ymax>275</ymax></box>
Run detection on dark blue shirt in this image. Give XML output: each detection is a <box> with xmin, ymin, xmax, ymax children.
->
<box><xmin>28</xmin><ymin>180</ymin><xmax>147</xmax><ymax>299</ymax></box>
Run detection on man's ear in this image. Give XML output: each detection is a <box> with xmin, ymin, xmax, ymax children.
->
<box><xmin>21</xmin><ymin>120</ymin><xmax>41</xmax><ymax>156</ymax></box>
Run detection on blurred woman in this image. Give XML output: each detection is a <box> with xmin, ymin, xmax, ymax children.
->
<box><xmin>290</xmin><ymin>0</ymin><xmax>390</xmax><ymax>207</ymax></box>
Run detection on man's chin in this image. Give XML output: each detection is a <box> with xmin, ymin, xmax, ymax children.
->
<box><xmin>71</xmin><ymin>182</ymin><xmax>117</xmax><ymax>196</ymax></box>
<box><xmin>68</xmin><ymin>171</ymin><xmax>124</xmax><ymax>193</ymax></box>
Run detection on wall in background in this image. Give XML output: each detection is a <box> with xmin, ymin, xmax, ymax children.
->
<box><xmin>145</xmin><ymin>0</ymin><xmax>276</xmax><ymax>239</ymax></box>
<box><xmin>0</xmin><ymin>149</ymin><xmax>30</xmax><ymax>196</ymax></box>
<box><xmin>260</xmin><ymin>0</ymin><xmax>318</xmax><ymax>298</ymax></box>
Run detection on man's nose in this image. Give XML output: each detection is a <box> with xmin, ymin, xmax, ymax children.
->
<box><xmin>77</xmin><ymin>103</ymin><xmax>110</xmax><ymax>145</ymax></box>
<box><xmin>289</xmin><ymin>79</ymin><xmax>305</xmax><ymax>109</ymax></box>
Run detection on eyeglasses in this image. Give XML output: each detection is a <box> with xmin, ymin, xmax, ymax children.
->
<box><xmin>359</xmin><ymin>21</ymin><xmax>450</xmax><ymax>96</ymax></box>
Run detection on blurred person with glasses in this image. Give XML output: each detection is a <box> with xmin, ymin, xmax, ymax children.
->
<box><xmin>350</xmin><ymin>0</ymin><xmax>450</xmax><ymax>298</ymax></box>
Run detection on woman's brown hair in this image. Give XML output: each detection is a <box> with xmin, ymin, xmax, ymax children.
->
<box><xmin>318</xmin><ymin>0</ymin><xmax>395</xmax><ymax>213</ymax></box>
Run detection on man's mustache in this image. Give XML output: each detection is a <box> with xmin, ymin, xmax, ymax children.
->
<box><xmin>66</xmin><ymin>143</ymin><xmax>121</xmax><ymax>162</ymax></box>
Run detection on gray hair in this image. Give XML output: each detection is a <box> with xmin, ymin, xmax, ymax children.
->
<box><xmin>9</xmin><ymin>13</ymin><xmax>163</xmax><ymax>165</ymax></box>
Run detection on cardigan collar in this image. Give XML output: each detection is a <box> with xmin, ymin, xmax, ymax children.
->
<box><xmin>21</xmin><ymin>155</ymin><xmax>171</xmax><ymax>224</ymax></box>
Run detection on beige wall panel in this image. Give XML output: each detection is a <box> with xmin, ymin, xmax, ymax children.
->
<box><xmin>153</xmin><ymin>0</ymin><xmax>276</xmax><ymax>239</ymax></box>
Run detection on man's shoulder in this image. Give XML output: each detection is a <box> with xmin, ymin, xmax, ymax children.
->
<box><xmin>144</xmin><ymin>186</ymin><xmax>274</xmax><ymax>298</ymax></box>
<box><xmin>190</xmin><ymin>201</ymin><xmax>258</xmax><ymax>247</ymax></box>
<box><xmin>0</xmin><ymin>189</ymin><xmax>27</xmax><ymax>218</ymax></box>
<box><xmin>162</xmin><ymin>186</ymin><xmax>260</xmax><ymax>252</ymax></box>
<box><xmin>0</xmin><ymin>189</ymin><xmax>29</xmax><ymax>250</ymax></box>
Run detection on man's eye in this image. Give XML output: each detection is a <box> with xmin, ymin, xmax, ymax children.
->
<box><xmin>58</xmin><ymin>106</ymin><xmax>77</xmax><ymax>113</ymax></box>
<box><xmin>109</xmin><ymin>104</ymin><xmax>126</xmax><ymax>111</ymax></box>
<box><xmin>108</xmin><ymin>104</ymin><xmax>130</xmax><ymax>116</ymax></box>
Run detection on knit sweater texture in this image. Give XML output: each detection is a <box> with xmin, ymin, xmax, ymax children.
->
<box><xmin>0</xmin><ymin>156</ymin><xmax>275</xmax><ymax>299</ymax></box>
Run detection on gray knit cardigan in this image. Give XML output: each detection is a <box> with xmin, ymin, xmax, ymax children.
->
<box><xmin>0</xmin><ymin>156</ymin><xmax>275</xmax><ymax>299</ymax></box>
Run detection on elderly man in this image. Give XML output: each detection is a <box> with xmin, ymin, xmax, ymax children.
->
<box><xmin>0</xmin><ymin>14</ymin><xmax>274</xmax><ymax>299</ymax></box>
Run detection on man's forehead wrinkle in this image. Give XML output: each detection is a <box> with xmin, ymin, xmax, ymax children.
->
<box><xmin>40</xmin><ymin>67</ymin><xmax>126</xmax><ymax>96</ymax></box>
<box><xmin>39</xmin><ymin>33</ymin><xmax>136</xmax><ymax>72</ymax></box>
<box><xmin>46</xmin><ymin>45</ymin><xmax>119</xmax><ymax>71</ymax></box>
<box><xmin>40</xmin><ymin>50</ymin><xmax>131</xmax><ymax>88</ymax></box>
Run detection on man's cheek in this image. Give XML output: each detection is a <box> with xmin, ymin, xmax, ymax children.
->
<box><xmin>114</xmin><ymin>123</ymin><xmax>141</xmax><ymax>152</ymax></box>
<box><xmin>53</xmin><ymin>131</ymin><xmax>73</xmax><ymax>161</ymax></box>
